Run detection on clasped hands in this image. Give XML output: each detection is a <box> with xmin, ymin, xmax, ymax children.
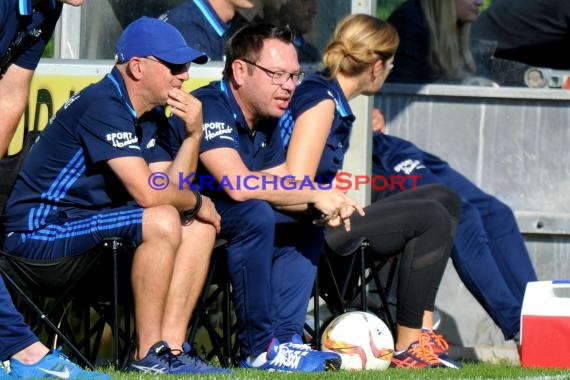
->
<box><xmin>312</xmin><ymin>190</ymin><xmax>365</xmax><ymax>232</ymax></box>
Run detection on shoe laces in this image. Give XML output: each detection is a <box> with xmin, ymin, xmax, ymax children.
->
<box><xmin>285</xmin><ymin>333</ymin><xmax>317</xmax><ymax>352</ymax></box>
<box><xmin>422</xmin><ymin>330</ymin><xmax>449</xmax><ymax>354</ymax></box>
<box><xmin>270</xmin><ymin>345</ymin><xmax>307</xmax><ymax>369</ymax></box>
<box><xmin>46</xmin><ymin>347</ymin><xmax>83</xmax><ymax>369</ymax></box>
<box><xmin>50</xmin><ymin>347</ymin><xmax>71</xmax><ymax>361</ymax></box>
<box><xmin>175</xmin><ymin>344</ymin><xmax>211</xmax><ymax>369</ymax></box>
<box><xmin>283</xmin><ymin>341</ymin><xmax>312</xmax><ymax>352</ymax></box>
<box><xmin>410</xmin><ymin>334</ymin><xmax>442</xmax><ymax>365</ymax></box>
<box><xmin>153</xmin><ymin>344</ymin><xmax>186</xmax><ymax>371</ymax></box>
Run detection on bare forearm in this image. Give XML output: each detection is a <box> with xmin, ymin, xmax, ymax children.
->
<box><xmin>0</xmin><ymin>66</ymin><xmax>33</xmax><ymax>158</ymax></box>
<box><xmin>225</xmin><ymin>172</ymin><xmax>364</xmax><ymax>230</ymax></box>
<box><xmin>0</xmin><ymin>108</ymin><xmax>23</xmax><ymax>157</ymax></box>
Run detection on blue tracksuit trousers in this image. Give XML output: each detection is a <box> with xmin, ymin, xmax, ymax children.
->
<box><xmin>215</xmin><ymin>199</ymin><xmax>323</xmax><ymax>358</ymax></box>
<box><xmin>0</xmin><ymin>276</ymin><xmax>38</xmax><ymax>360</ymax></box>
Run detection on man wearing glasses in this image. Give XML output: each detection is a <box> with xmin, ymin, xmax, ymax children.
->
<box><xmin>167</xmin><ymin>22</ymin><xmax>364</xmax><ymax>372</ymax></box>
<box><xmin>2</xmin><ymin>17</ymin><xmax>229</xmax><ymax>375</ymax></box>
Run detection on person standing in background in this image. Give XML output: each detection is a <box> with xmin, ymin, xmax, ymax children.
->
<box><xmin>264</xmin><ymin>0</ymin><xmax>321</xmax><ymax>63</ymax></box>
<box><xmin>0</xmin><ymin>0</ymin><xmax>84</xmax><ymax>158</ymax></box>
<box><xmin>161</xmin><ymin>0</ymin><xmax>255</xmax><ymax>61</ymax></box>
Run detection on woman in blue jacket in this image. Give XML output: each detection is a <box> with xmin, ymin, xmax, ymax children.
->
<box><xmin>279</xmin><ymin>13</ymin><xmax>462</xmax><ymax>369</ymax></box>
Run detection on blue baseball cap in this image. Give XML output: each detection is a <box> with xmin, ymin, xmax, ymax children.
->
<box><xmin>116</xmin><ymin>17</ymin><xmax>209</xmax><ymax>65</ymax></box>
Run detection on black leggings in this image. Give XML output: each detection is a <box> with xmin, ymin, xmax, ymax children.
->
<box><xmin>325</xmin><ymin>184</ymin><xmax>461</xmax><ymax>329</ymax></box>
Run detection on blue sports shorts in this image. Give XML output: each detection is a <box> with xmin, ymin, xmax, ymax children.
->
<box><xmin>3</xmin><ymin>205</ymin><xmax>143</xmax><ymax>260</ymax></box>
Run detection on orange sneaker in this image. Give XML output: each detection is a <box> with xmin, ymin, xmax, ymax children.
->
<box><xmin>421</xmin><ymin>330</ymin><xmax>462</xmax><ymax>369</ymax></box>
<box><xmin>390</xmin><ymin>337</ymin><xmax>444</xmax><ymax>368</ymax></box>
<box><xmin>422</xmin><ymin>330</ymin><xmax>449</xmax><ymax>354</ymax></box>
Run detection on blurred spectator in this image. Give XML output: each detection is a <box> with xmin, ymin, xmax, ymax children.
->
<box><xmin>471</xmin><ymin>0</ymin><xmax>570</xmax><ymax>70</ymax></box>
<box><xmin>259</xmin><ymin>0</ymin><xmax>321</xmax><ymax>64</ymax></box>
<box><xmin>387</xmin><ymin>0</ymin><xmax>483</xmax><ymax>84</ymax></box>
<box><xmin>161</xmin><ymin>0</ymin><xmax>255</xmax><ymax>61</ymax></box>
<box><xmin>278</xmin><ymin>0</ymin><xmax>320</xmax><ymax>63</ymax></box>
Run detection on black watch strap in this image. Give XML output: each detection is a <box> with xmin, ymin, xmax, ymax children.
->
<box><xmin>181</xmin><ymin>190</ymin><xmax>202</xmax><ymax>225</ymax></box>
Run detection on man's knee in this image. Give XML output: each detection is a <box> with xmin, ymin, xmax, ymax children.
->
<box><xmin>182</xmin><ymin>220</ymin><xmax>217</xmax><ymax>254</ymax></box>
<box><xmin>142</xmin><ymin>204</ymin><xmax>182</xmax><ymax>243</ymax></box>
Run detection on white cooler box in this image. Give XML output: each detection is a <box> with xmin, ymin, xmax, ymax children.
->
<box><xmin>521</xmin><ymin>280</ymin><xmax>570</xmax><ymax>368</ymax></box>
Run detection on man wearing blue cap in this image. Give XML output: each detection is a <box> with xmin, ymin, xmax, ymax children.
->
<box><xmin>1</xmin><ymin>17</ymin><xmax>227</xmax><ymax>375</ymax></box>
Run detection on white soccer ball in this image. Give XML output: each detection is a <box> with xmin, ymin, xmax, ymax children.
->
<box><xmin>321</xmin><ymin>311</ymin><xmax>394</xmax><ymax>370</ymax></box>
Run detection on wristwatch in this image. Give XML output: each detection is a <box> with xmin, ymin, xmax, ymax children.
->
<box><xmin>181</xmin><ymin>190</ymin><xmax>202</xmax><ymax>225</ymax></box>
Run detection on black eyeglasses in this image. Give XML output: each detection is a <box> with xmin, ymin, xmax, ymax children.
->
<box><xmin>241</xmin><ymin>59</ymin><xmax>304</xmax><ymax>85</ymax></box>
<box><xmin>144</xmin><ymin>57</ymin><xmax>190</xmax><ymax>75</ymax></box>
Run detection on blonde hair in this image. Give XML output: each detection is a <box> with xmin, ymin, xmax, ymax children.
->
<box><xmin>419</xmin><ymin>0</ymin><xmax>475</xmax><ymax>79</ymax></box>
<box><xmin>323</xmin><ymin>14</ymin><xmax>399</xmax><ymax>78</ymax></box>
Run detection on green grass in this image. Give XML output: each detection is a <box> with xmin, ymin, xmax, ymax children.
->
<box><xmin>95</xmin><ymin>363</ymin><xmax>570</xmax><ymax>379</ymax></box>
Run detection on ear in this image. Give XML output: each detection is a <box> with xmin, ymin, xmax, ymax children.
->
<box><xmin>372</xmin><ymin>59</ymin><xmax>383</xmax><ymax>76</ymax></box>
<box><xmin>232</xmin><ymin>59</ymin><xmax>248</xmax><ymax>86</ymax></box>
<box><xmin>128</xmin><ymin>58</ymin><xmax>144</xmax><ymax>80</ymax></box>
<box><xmin>368</xmin><ymin>60</ymin><xmax>382</xmax><ymax>81</ymax></box>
